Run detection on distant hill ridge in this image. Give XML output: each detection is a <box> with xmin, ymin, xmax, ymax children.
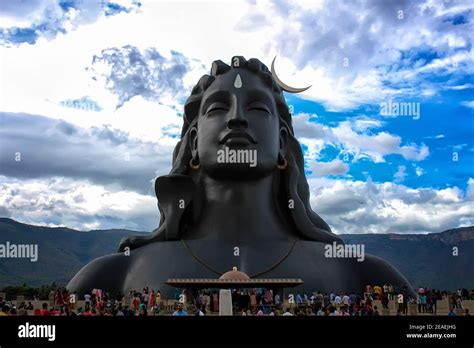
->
<box><xmin>0</xmin><ymin>218</ymin><xmax>473</xmax><ymax>290</ymax></box>
<box><xmin>384</xmin><ymin>226</ymin><xmax>474</xmax><ymax>243</ymax></box>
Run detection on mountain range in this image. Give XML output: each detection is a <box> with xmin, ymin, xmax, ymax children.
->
<box><xmin>0</xmin><ymin>218</ymin><xmax>473</xmax><ymax>290</ymax></box>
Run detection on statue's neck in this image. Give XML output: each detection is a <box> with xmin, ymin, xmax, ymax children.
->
<box><xmin>188</xmin><ymin>173</ymin><xmax>291</xmax><ymax>242</ymax></box>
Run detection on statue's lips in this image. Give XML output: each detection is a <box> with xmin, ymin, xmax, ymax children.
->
<box><xmin>219</xmin><ymin>132</ymin><xmax>257</xmax><ymax>145</ymax></box>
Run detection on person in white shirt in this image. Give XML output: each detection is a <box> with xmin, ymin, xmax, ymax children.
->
<box><xmin>282</xmin><ymin>308</ymin><xmax>293</xmax><ymax>316</ymax></box>
<box><xmin>274</xmin><ymin>293</ymin><xmax>281</xmax><ymax>308</ymax></box>
<box><xmin>84</xmin><ymin>294</ymin><xmax>91</xmax><ymax>309</ymax></box>
<box><xmin>342</xmin><ymin>294</ymin><xmax>350</xmax><ymax>305</ymax></box>
<box><xmin>195</xmin><ymin>305</ymin><xmax>206</xmax><ymax>316</ymax></box>
<box><xmin>334</xmin><ymin>295</ymin><xmax>342</xmax><ymax>305</ymax></box>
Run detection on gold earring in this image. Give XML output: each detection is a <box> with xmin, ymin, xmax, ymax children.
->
<box><xmin>189</xmin><ymin>158</ymin><xmax>200</xmax><ymax>170</ymax></box>
<box><xmin>277</xmin><ymin>156</ymin><xmax>288</xmax><ymax>170</ymax></box>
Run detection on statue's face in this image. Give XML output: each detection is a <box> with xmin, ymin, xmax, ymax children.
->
<box><xmin>195</xmin><ymin>69</ymin><xmax>282</xmax><ymax>179</ymax></box>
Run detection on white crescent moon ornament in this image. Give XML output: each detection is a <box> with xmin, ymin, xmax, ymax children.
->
<box><xmin>271</xmin><ymin>56</ymin><xmax>311</xmax><ymax>93</ymax></box>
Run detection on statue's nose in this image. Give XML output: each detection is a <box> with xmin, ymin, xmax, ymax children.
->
<box><xmin>227</xmin><ymin>104</ymin><xmax>248</xmax><ymax>129</ymax></box>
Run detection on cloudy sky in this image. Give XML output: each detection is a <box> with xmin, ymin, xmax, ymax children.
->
<box><xmin>0</xmin><ymin>0</ymin><xmax>473</xmax><ymax>234</ymax></box>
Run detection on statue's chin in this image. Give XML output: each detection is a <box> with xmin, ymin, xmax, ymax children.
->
<box><xmin>202</xmin><ymin>163</ymin><xmax>275</xmax><ymax>181</ymax></box>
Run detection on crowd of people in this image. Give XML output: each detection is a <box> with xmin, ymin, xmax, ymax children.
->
<box><xmin>0</xmin><ymin>284</ymin><xmax>472</xmax><ymax>316</ymax></box>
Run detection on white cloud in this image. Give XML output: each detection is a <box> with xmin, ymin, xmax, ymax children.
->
<box><xmin>88</xmin><ymin>45</ymin><xmax>192</xmax><ymax>108</ymax></box>
<box><xmin>2</xmin><ymin>174</ymin><xmax>472</xmax><ymax>234</ymax></box>
<box><xmin>467</xmin><ymin>178</ymin><xmax>474</xmax><ymax>201</ymax></box>
<box><xmin>394</xmin><ymin>165</ymin><xmax>407</xmax><ymax>183</ymax></box>
<box><xmin>414</xmin><ymin>166</ymin><xmax>424</xmax><ymax>177</ymax></box>
<box><xmin>236</xmin><ymin>0</ymin><xmax>474</xmax><ymax>110</ymax></box>
<box><xmin>0</xmin><ymin>0</ymin><xmax>266</xmax><ymax>140</ymax></box>
<box><xmin>1</xmin><ymin>0</ymin><xmax>472</xmax><ymax>120</ymax></box>
<box><xmin>0</xmin><ymin>112</ymin><xmax>175</xmax><ymax>193</ymax></box>
<box><xmin>0</xmin><ymin>0</ymin><xmax>470</xmax><ymax>235</ymax></box>
<box><xmin>0</xmin><ymin>176</ymin><xmax>158</xmax><ymax>231</ymax></box>
<box><xmin>446</xmin><ymin>83</ymin><xmax>474</xmax><ymax>90</ymax></box>
<box><xmin>0</xmin><ymin>0</ymin><xmax>140</xmax><ymax>44</ymax></box>
<box><xmin>351</xmin><ymin>116</ymin><xmax>385</xmax><ymax>131</ymax></box>
<box><xmin>292</xmin><ymin>113</ymin><xmax>429</xmax><ymax>170</ymax></box>
<box><xmin>309</xmin><ymin>177</ymin><xmax>474</xmax><ymax>234</ymax></box>
<box><xmin>0</xmin><ymin>0</ymin><xmax>63</xmax><ymax>27</ymax></box>
<box><xmin>332</xmin><ymin>121</ymin><xmax>429</xmax><ymax>163</ymax></box>
<box><xmin>292</xmin><ymin>113</ymin><xmax>328</xmax><ymax>139</ymax></box>
<box><xmin>461</xmin><ymin>101</ymin><xmax>474</xmax><ymax>108</ymax></box>
<box><xmin>310</xmin><ymin>159</ymin><xmax>349</xmax><ymax>177</ymax></box>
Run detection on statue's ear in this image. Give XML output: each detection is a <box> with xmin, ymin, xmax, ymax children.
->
<box><xmin>279</xmin><ymin>127</ymin><xmax>288</xmax><ymax>157</ymax></box>
<box><xmin>189</xmin><ymin>126</ymin><xmax>198</xmax><ymax>158</ymax></box>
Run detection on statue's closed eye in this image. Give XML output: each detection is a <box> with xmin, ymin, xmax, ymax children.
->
<box><xmin>247</xmin><ymin>102</ymin><xmax>271</xmax><ymax>114</ymax></box>
<box><xmin>206</xmin><ymin>102</ymin><xmax>229</xmax><ymax>114</ymax></box>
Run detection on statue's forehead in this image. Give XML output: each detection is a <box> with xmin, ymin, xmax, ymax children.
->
<box><xmin>202</xmin><ymin>69</ymin><xmax>275</xmax><ymax>102</ymax></box>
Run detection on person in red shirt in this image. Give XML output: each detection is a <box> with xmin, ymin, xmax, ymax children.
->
<box><xmin>63</xmin><ymin>289</ymin><xmax>71</xmax><ymax>310</ymax></box>
<box><xmin>96</xmin><ymin>297</ymin><xmax>100</xmax><ymax>310</ymax></box>
<box><xmin>40</xmin><ymin>303</ymin><xmax>50</xmax><ymax>316</ymax></box>
<box><xmin>55</xmin><ymin>289</ymin><xmax>64</xmax><ymax>310</ymax></box>
<box><xmin>149</xmin><ymin>290</ymin><xmax>156</xmax><ymax>308</ymax></box>
<box><xmin>132</xmin><ymin>294</ymin><xmax>140</xmax><ymax>311</ymax></box>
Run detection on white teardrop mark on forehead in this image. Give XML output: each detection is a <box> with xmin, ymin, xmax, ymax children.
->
<box><xmin>234</xmin><ymin>74</ymin><xmax>243</xmax><ymax>89</ymax></box>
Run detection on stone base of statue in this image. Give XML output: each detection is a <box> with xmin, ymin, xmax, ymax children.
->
<box><xmin>408</xmin><ymin>303</ymin><xmax>418</xmax><ymax>315</ymax></box>
<box><xmin>48</xmin><ymin>291</ymin><xmax>55</xmax><ymax>308</ymax></box>
<box><xmin>219</xmin><ymin>289</ymin><xmax>233</xmax><ymax>316</ymax></box>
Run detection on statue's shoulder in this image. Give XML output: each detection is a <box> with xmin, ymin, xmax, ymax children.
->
<box><xmin>361</xmin><ymin>253</ymin><xmax>401</xmax><ymax>276</ymax></box>
<box><xmin>67</xmin><ymin>252</ymin><xmax>129</xmax><ymax>295</ymax></box>
<box><xmin>360</xmin><ymin>254</ymin><xmax>413</xmax><ymax>292</ymax></box>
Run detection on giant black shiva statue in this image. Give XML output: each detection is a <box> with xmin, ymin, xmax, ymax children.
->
<box><xmin>68</xmin><ymin>56</ymin><xmax>412</xmax><ymax>298</ymax></box>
